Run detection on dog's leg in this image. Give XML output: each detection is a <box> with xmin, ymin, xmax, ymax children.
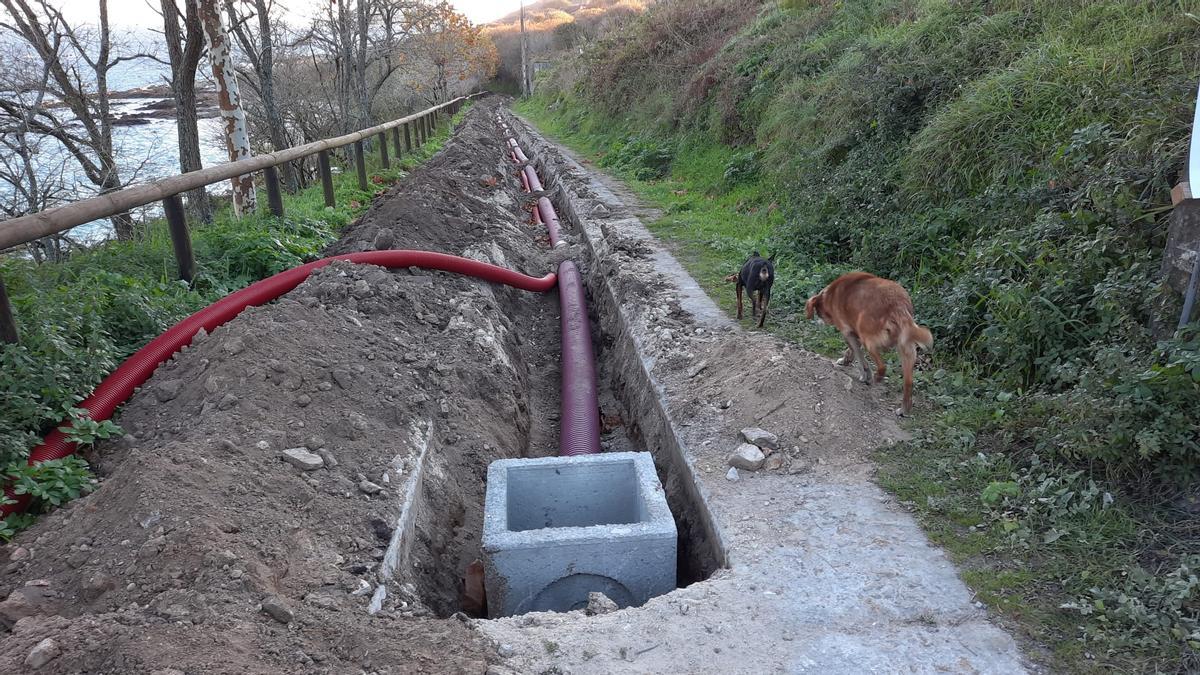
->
<box><xmin>751</xmin><ymin>290</ymin><xmax>760</xmax><ymax>318</ymax></box>
<box><xmin>867</xmin><ymin>344</ymin><xmax>886</xmax><ymax>383</ymax></box>
<box><xmin>897</xmin><ymin>343</ymin><xmax>917</xmax><ymax>416</ymax></box>
<box><xmin>736</xmin><ymin>282</ymin><xmax>744</xmax><ymax>320</ymax></box>
<box><xmin>835</xmin><ymin>346</ymin><xmax>855</xmax><ymax>367</ymax></box>
<box><xmin>844</xmin><ymin>333</ymin><xmax>871</xmax><ymax>383</ymax></box>
<box><xmin>757</xmin><ymin>292</ymin><xmax>769</xmax><ymax>328</ymax></box>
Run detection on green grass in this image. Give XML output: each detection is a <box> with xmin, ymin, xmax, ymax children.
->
<box><xmin>511</xmin><ymin>78</ymin><xmax>1195</xmax><ymax>667</ymax></box>
<box><xmin>0</xmin><ymin>105</ymin><xmax>465</xmax><ymax>531</ymax></box>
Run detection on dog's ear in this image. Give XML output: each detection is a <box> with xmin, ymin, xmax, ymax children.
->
<box><xmin>751</xmin><ymin>250</ymin><xmax>761</xmax><ymax>258</ymax></box>
<box><xmin>805</xmin><ymin>295</ymin><xmax>818</xmax><ymax>320</ymax></box>
<box><xmin>767</xmin><ymin>252</ymin><xmax>776</xmax><ymax>262</ymax></box>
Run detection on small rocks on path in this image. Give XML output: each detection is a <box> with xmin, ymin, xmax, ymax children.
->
<box><xmin>740</xmin><ymin>427</ymin><xmax>779</xmax><ymax>450</ymax></box>
<box><xmin>729</xmin><ymin>443</ymin><xmax>765</xmax><ymax>471</ymax></box>
<box><xmin>726</xmin><ymin>467</ymin><xmax>740</xmax><ymax>482</ymax></box>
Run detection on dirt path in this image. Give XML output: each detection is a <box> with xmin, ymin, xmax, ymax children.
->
<box><xmin>472</xmin><ymin>107</ymin><xmax>1032</xmax><ymax>674</ymax></box>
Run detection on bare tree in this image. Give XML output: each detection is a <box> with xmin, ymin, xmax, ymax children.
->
<box><xmin>161</xmin><ymin>0</ymin><xmax>213</xmax><ymax>221</ymax></box>
<box><xmin>198</xmin><ymin>0</ymin><xmax>255</xmax><ymax>216</ymax></box>
<box><xmin>222</xmin><ymin>0</ymin><xmax>297</xmax><ymax>191</ymax></box>
<box><xmin>0</xmin><ymin>42</ymin><xmax>71</xmax><ymax>260</ymax></box>
<box><xmin>0</xmin><ymin>0</ymin><xmax>146</xmax><ymax>239</ymax></box>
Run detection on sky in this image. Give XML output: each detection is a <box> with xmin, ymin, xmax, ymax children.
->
<box><xmin>52</xmin><ymin>0</ymin><xmax>525</xmax><ymax>28</ymax></box>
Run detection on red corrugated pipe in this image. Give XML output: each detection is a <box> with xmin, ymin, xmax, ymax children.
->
<box><xmin>1</xmin><ymin>251</ymin><xmax>557</xmax><ymax>518</ymax></box>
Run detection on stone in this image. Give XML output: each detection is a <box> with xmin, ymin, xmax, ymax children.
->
<box><xmin>217</xmin><ymin>393</ymin><xmax>239</xmax><ymax>410</ymax></box>
<box><xmin>373</xmin><ymin>228</ymin><xmax>395</xmax><ymax>251</ymax></box>
<box><xmin>81</xmin><ymin>572</ymin><xmax>116</xmax><ymax>602</ymax></box>
<box><xmin>331</xmin><ymin>369</ymin><xmax>353</xmax><ymax>390</ymax></box>
<box><xmin>8</xmin><ymin>547</ymin><xmax>29</xmax><ymax>562</ymax></box>
<box><xmin>586</xmin><ymin>592</ymin><xmax>618</xmax><ymax>616</ymax></box>
<box><xmin>261</xmin><ymin>596</ymin><xmax>294</xmax><ymax>624</ymax></box>
<box><xmin>725</xmin><ymin>467</ymin><xmax>740</xmax><ymax>482</ymax></box>
<box><xmin>358</xmin><ymin>480</ymin><xmax>384</xmax><ymax>495</ymax></box>
<box><xmin>497</xmin><ymin>643</ymin><xmax>516</xmax><ymax>658</ymax></box>
<box><xmin>155</xmin><ymin>380</ymin><xmax>182</xmax><ymax>403</ymax></box>
<box><xmin>281</xmin><ymin>448</ymin><xmax>324</xmax><ymax>471</ymax></box>
<box><xmin>740</xmin><ymin>427</ymin><xmax>779</xmax><ymax>450</ymax></box>
<box><xmin>25</xmin><ymin>638</ymin><xmax>61</xmax><ymax>669</ymax></box>
<box><xmin>0</xmin><ymin>586</ymin><xmax>55</xmax><ymax>629</ymax></box>
<box><xmin>728</xmin><ymin>443</ymin><xmax>765</xmax><ymax>471</ymax></box>
<box><xmin>305</xmin><ymin>436</ymin><xmax>327</xmax><ymax>451</ymax></box>
<box><xmin>223</xmin><ymin>337</ymin><xmax>246</xmax><ymax>355</ymax></box>
<box><xmin>295</xmin><ymin>394</ymin><xmax>312</xmax><ymax>408</ymax></box>
<box><xmin>316</xmin><ymin>449</ymin><xmax>339</xmax><ymax>468</ymax></box>
<box><xmin>150</xmin><ymin>670</ymin><xmax>186</xmax><ymax>675</ymax></box>
<box><xmin>763</xmin><ymin>454</ymin><xmax>785</xmax><ymax>472</ymax></box>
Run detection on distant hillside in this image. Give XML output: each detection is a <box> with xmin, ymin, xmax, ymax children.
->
<box><xmin>485</xmin><ymin>0</ymin><xmax>648</xmax><ymax>88</ymax></box>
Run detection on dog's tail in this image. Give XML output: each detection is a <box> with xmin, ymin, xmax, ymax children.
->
<box><xmin>901</xmin><ymin>320</ymin><xmax>933</xmax><ymax>351</ymax></box>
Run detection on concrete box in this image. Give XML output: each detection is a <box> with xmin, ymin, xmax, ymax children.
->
<box><xmin>482</xmin><ymin>451</ymin><xmax>677</xmax><ymax>618</ymax></box>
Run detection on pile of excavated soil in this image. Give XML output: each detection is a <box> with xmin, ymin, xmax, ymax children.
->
<box><xmin>0</xmin><ymin>98</ymin><xmax>595</xmax><ymax>673</ymax></box>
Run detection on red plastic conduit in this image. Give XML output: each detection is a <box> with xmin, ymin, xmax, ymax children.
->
<box><xmin>523</xmin><ymin>166</ymin><xmax>543</xmax><ymax>192</ymax></box>
<box><xmin>537</xmin><ymin>197</ymin><xmax>561</xmax><ymax>247</ymax></box>
<box><xmin>0</xmin><ymin>250</ymin><xmax>557</xmax><ymax>518</ymax></box>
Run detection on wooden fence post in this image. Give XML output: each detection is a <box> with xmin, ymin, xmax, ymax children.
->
<box><xmin>378</xmin><ymin>131</ymin><xmax>390</xmax><ymax>169</ymax></box>
<box><xmin>163</xmin><ymin>193</ymin><xmax>196</xmax><ymax>283</ymax></box>
<box><xmin>0</xmin><ymin>273</ymin><xmax>17</xmax><ymax>344</ymax></box>
<box><xmin>404</xmin><ymin>122</ymin><xmax>413</xmax><ymax>153</ymax></box>
<box><xmin>354</xmin><ymin>140</ymin><xmax>368</xmax><ymax>190</ymax></box>
<box><xmin>263</xmin><ymin>166</ymin><xmax>285</xmax><ymax>217</ymax></box>
<box><xmin>318</xmin><ymin>150</ymin><xmax>335</xmax><ymax>208</ymax></box>
<box><xmin>392</xmin><ymin>126</ymin><xmax>403</xmax><ymax>159</ymax></box>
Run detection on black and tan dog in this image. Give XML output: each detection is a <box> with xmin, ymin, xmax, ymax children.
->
<box><xmin>725</xmin><ymin>251</ymin><xmax>775</xmax><ymax>328</ymax></box>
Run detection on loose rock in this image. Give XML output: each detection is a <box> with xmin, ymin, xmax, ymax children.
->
<box><xmin>25</xmin><ymin>638</ymin><xmax>61</xmax><ymax>669</ymax></box>
<box><xmin>740</xmin><ymin>427</ymin><xmax>779</xmax><ymax>450</ymax></box>
<box><xmin>726</xmin><ymin>467</ymin><xmax>740</xmax><ymax>482</ymax></box>
<box><xmin>728</xmin><ymin>443</ymin><xmax>765</xmax><ymax>471</ymax></box>
<box><xmin>358</xmin><ymin>480</ymin><xmax>384</xmax><ymax>495</ymax></box>
<box><xmin>373</xmin><ymin>228</ymin><xmax>395</xmax><ymax>250</ymax></box>
<box><xmin>281</xmin><ymin>448</ymin><xmax>324</xmax><ymax>471</ymax></box>
<box><xmin>155</xmin><ymin>379</ymin><xmax>182</xmax><ymax>403</ymax></box>
<box><xmin>586</xmin><ymin>591</ymin><xmax>618</xmax><ymax>615</ymax></box>
<box><xmin>261</xmin><ymin>596</ymin><xmax>294</xmax><ymax>624</ymax></box>
<box><xmin>763</xmin><ymin>454</ymin><xmax>785</xmax><ymax>472</ymax></box>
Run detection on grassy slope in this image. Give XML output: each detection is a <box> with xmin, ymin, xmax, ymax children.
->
<box><xmin>0</xmin><ymin>109</ymin><xmax>463</xmax><ymax>528</ymax></box>
<box><xmin>516</xmin><ymin>1</ymin><xmax>1200</xmax><ymax>671</ymax></box>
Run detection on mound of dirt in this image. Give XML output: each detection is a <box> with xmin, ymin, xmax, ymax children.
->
<box><xmin>0</xmin><ymin>98</ymin><xmax>576</xmax><ymax>674</ymax></box>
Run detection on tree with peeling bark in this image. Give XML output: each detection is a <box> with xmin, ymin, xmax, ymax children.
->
<box><xmin>198</xmin><ymin>0</ymin><xmax>256</xmax><ymax>217</ymax></box>
<box><xmin>0</xmin><ymin>0</ymin><xmax>145</xmax><ymax>240</ymax></box>
<box><xmin>160</xmin><ymin>0</ymin><xmax>214</xmax><ymax>222</ymax></box>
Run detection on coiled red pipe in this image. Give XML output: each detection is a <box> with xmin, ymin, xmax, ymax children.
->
<box><xmin>1</xmin><ymin>251</ymin><xmax>557</xmax><ymax>518</ymax></box>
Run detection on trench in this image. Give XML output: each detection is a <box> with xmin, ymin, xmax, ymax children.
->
<box><xmin>399</xmin><ymin>104</ymin><xmax>722</xmax><ymax>618</ymax></box>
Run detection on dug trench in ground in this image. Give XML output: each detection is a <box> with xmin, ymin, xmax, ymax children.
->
<box><xmin>0</xmin><ymin>98</ymin><xmax>640</xmax><ymax>674</ymax></box>
<box><xmin>465</xmin><ymin>103</ymin><xmax>1036</xmax><ymax>674</ymax></box>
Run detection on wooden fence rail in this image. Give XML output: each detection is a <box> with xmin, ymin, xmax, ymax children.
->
<box><xmin>0</xmin><ymin>93</ymin><xmax>484</xmax><ymax>344</ymax></box>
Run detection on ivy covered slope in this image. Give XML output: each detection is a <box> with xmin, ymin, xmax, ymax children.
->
<box><xmin>0</xmin><ymin>116</ymin><xmax>460</xmax><ymax>536</ymax></box>
<box><xmin>518</xmin><ymin>1</ymin><xmax>1200</xmax><ymax>671</ymax></box>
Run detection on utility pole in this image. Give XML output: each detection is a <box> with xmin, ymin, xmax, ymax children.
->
<box><xmin>520</xmin><ymin>0</ymin><xmax>530</xmax><ymax>96</ymax></box>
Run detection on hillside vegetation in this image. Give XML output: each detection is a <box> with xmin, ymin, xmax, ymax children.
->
<box><xmin>518</xmin><ymin>0</ymin><xmax>1200</xmax><ymax>670</ymax></box>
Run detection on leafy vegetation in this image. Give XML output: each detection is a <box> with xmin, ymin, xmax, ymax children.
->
<box><xmin>518</xmin><ymin>1</ymin><xmax>1200</xmax><ymax>670</ymax></box>
<box><xmin>0</xmin><ymin>109</ymin><xmax>463</xmax><ymax>537</ymax></box>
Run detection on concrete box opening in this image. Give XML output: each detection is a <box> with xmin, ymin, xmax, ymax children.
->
<box><xmin>482</xmin><ymin>452</ymin><xmax>677</xmax><ymax>618</ymax></box>
<box><xmin>505</xmin><ymin>459</ymin><xmax>648</xmax><ymax>531</ymax></box>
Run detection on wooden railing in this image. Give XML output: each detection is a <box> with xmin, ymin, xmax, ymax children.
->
<box><xmin>0</xmin><ymin>93</ymin><xmax>486</xmax><ymax>344</ymax></box>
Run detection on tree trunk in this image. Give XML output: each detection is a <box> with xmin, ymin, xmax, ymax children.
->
<box><xmin>163</xmin><ymin>0</ymin><xmax>213</xmax><ymax>221</ymax></box>
<box><xmin>253</xmin><ymin>0</ymin><xmax>297</xmax><ymax>191</ymax></box>
<box><xmin>199</xmin><ymin>0</ymin><xmax>256</xmax><ymax>217</ymax></box>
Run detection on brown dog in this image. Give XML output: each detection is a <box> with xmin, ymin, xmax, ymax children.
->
<box><xmin>806</xmin><ymin>272</ymin><xmax>933</xmax><ymax>416</ymax></box>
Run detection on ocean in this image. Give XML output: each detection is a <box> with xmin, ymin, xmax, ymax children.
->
<box><xmin>2</xmin><ymin>52</ymin><xmax>232</xmax><ymax>243</ymax></box>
